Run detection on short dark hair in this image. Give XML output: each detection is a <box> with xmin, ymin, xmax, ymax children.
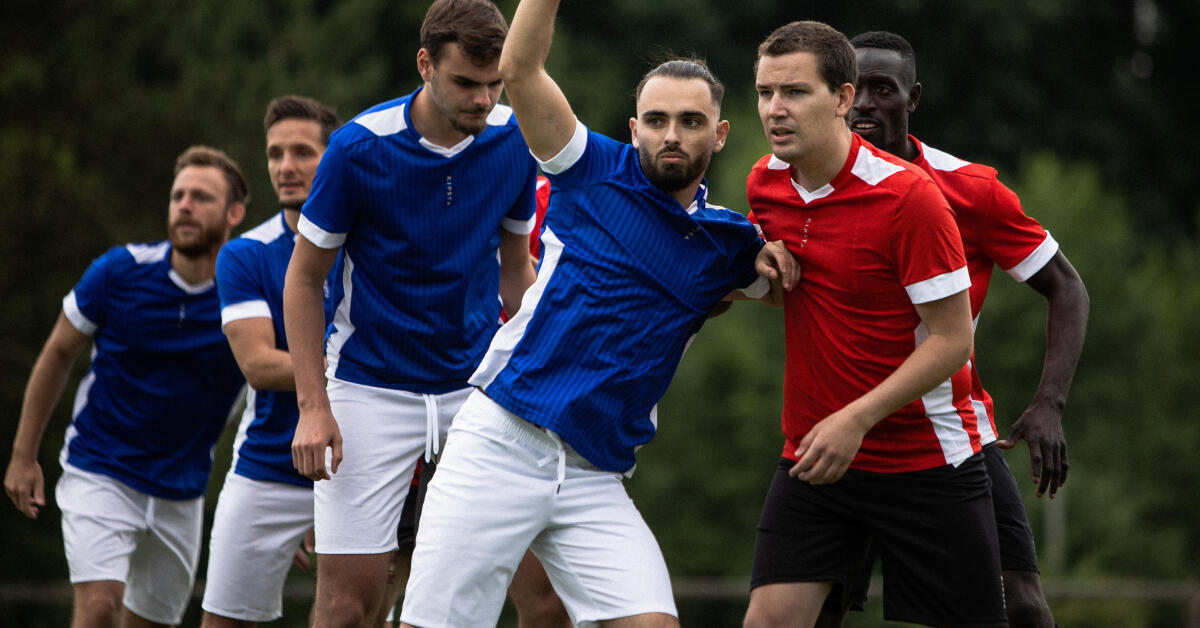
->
<box><xmin>756</xmin><ymin>21</ymin><xmax>856</xmax><ymax>94</ymax></box>
<box><xmin>174</xmin><ymin>145</ymin><xmax>249</xmax><ymax>206</ymax></box>
<box><xmin>264</xmin><ymin>95</ymin><xmax>341</xmax><ymax>146</ymax></box>
<box><xmin>849</xmin><ymin>31</ymin><xmax>917</xmax><ymax>84</ymax></box>
<box><xmin>420</xmin><ymin>0</ymin><xmax>508</xmax><ymax>65</ymax></box>
<box><xmin>635</xmin><ymin>58</ymin><xmax>726</xmax><ymax>110</ymax></box>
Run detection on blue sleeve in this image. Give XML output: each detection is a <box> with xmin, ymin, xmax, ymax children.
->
<box><xmin>506</xmin><ymin>152</ymin><xmax>539</xmax><ymax>224</ymax></box>
<box><xmin>65</xmin><ymin>246</ymin><xmax>125</xmax><ymax>334</ymax></box>
<box><xmin>215</xmin><ymin>241</ymin><xmax>266</xmax><ymax>311</ymax></box>
<box><xmin>540</xmin><ymin>122</ymin><xmax>625</xmax><ymax>190</ymax></box>
<box><xmin>299</xmin><ymin>133</ymin><xmax>360</xmax><ymax>246</ymax></box>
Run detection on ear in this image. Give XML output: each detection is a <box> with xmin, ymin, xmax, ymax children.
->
<box><xmin>226</xmin><ymin>202</ymin><xmax>247</xmax><ymax>229</ymax></box>
<box><xmin>835</xmin><ymin>83</ymin><xmax>855</xmax><ymax>118</ymax></box>
<box><xmin>417</xmin><ymin>48</ymin><xmax>435</xmax><ymax>83</ymax></box>
<box><xmin>629</xmin><ymin>117</ymin><xmax>639</xmax><ymax>149</ymax></box>
<box><xmin>908</xmin><ymin>82</ymin><xmax>922</xmax><ymax>113</ymax></box>
<box><xmin>713</xmin><ymin>119</ymin><xmax>730</xmax><ymax>153</ymax></box>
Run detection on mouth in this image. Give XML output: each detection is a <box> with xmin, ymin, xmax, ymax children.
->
<box><xmin>768</xmin><ymin>126</ymin><xmax>794</xmax><ymax>141</ymax></box>
<box><xmin>850</xmin><ymin>118</ymin><xmax>880</xmax><ymax>134</ymax></box>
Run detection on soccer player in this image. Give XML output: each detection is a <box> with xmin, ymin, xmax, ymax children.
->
<box><xmin>282</xmin><ymin>1</ymin><xmax>541</xmax><ymax>625</ymax></box>
<box><xmin>200</xmin><ymin>95</ymin><xmax>343</xmax><ymax>628</ymax></box>
<box><xmin>826</xmin><ymin>30</ymin><xmax>1089</xmax><ymax>627</ymax></box>
<box><xmin>398</xmin><ymin>1</ymin><xmax>797</xmax><ymax>626</ymax></box>
<box><xmin>3</xmin><ymin>146</ymin><xmax>249</xmax><ymax>627</ymax></box>
<box><xmin>741</xmin><ymin>21</ymin><xmax>1007</xmax><ymax>628</ymax></box>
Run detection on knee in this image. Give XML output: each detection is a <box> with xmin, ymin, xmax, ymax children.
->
<box><xmin>315</xmin><ymin>594</ymin><xmax>375</xmax><ymax>628</ymax></box>
<box><xmin>73</xmin><ymin>585</ymin><xmax>123</xmax><ymax>624</ymax></box>
<box><xmin>1003</xmin><ymin>572</ymin><xmax>1053</xmax><ymax>627</ymax></box>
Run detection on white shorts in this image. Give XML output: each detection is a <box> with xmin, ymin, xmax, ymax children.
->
<box><xmin>314</xmin><ymin>377</ymin><xmax>470</xmax><ymax>555</ymax></box>
<box><xmin>201</xmin><ymin>471</ymin><xmax>314</xmax><ymax>622</ymax></box>
<box><xmin>400</xmin><ymin>391</ymin><xmax>676</xmax><ymax>628</ymax></box>
<box><xmin>56</xmin><ymin>463</ymin><xmax>203</xmax><ymax>625</ymax></box>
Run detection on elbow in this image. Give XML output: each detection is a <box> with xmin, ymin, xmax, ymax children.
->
<box><xmin>498</xmin><ymin>54</ymin><xmax>525</xmax><ymax>85</ymax></box>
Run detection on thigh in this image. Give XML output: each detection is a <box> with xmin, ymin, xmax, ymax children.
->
<box><xmin>401</xmin><ymin>393</ymin><xmax>552</xmax><ymax>628</ymax></box>
<box><xmin>123</xmin><ymin>492</ymin><xmax>205</xmax><ymax>625</ymax></box>
<box><xmin>750</xmin><ymin>459</ymin><xmax>870</xmax><ymax>603</ymax></box>
<box><xmin>315</xmin><ymin>379</ymin><xmax>430</xmax><ymax>555</ymax></box>
<box><xmin>535</xmin><ymin>467</ymin><xmax>676</xmax><ymax>627</ymax></box>
<box><xmin>984</xmin><ymin>443</ymin><xmax>1041</xmax><ymax>572</ymax></box>
<box><xmin>866</xmin><ymin>456</ymin><xmax>1007</xmax><ymax>627</ymax></box>
<box><xmin>56</xmin><ymin>464</ymin><xmax>148</xmax><ymax>584</ymax></box>
<box><xmin>201</xmin><ymin>473</ymin><xmax>315</xmax><ymax>622</ymax></box>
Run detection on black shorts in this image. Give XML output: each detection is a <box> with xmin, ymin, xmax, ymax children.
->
<box><xmin>752</xmin><ymin>454</ymin><xmax>1006</xmax><ymax>626</ymax></box>
<box><xmin>396</xmin><ymin>459</ymin><xmax>437</xmax><ymax>547</ymax></box>
<box><xmin>834</xmin><ymin>443</ymin><xmax>1042</xmax><ymax>612</ymax></box>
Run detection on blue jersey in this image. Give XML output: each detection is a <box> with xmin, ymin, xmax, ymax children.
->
<box><xmin>471</xmin><ymin>122</ymin><xmax>766</xmax><ymax>473</ymax></box>
<box><xmin>298</xmin><ymin>88</ymin><xmax>538</xmax><ymax>393</ymax></box>
<box><xmin>60</xmin><ymin>242</ymin><xmax>247</xmax><ymax>499</ymax></box>
<box><xmin>216</xmin><ymin>212</ymin><xmax>342</xmax><ymax>487</ymax></box>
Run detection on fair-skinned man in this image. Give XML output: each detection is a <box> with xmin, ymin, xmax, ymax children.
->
<box><xmin>4</xmin><ymin>146</ymin><xmax>247</xmax><ymax>628</ymax></box>
<box><xmin>398</xmin><ymin>2</ymin><xmax>796</xmax><ymax>627</ymax></box>
<box><xmin>807</xmin><ymin>31</ymin><xmax>1089</xmax><ymax>628</ymax></box>
<box><xmin>742</xmin><ymin>22</ymin><xmax>1006</xmax><ymax>628</ymax></box>
<box><xmin>200</xmin><ymin>95</ymin><xmax>343</xmax><ymax>628</ymax></box>
<box><xmin>282</xmin><ymin>2</ymin><xmax>568</xmax><ymax>626</ymax></box>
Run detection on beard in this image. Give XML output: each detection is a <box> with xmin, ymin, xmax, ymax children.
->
<box><xmin>168</xmin><ymin>219</ymin><xmax>227</xmax><ymax>257</ymax></box>
<box><xmin>638</xmin><ymin>143</ymin><xmax>711</xmax><ymax>193</ymax></box>
<box><xmin>279</xmin><ymin>198</ymin><xmax>305</xmax><ymax>211</ymax></box>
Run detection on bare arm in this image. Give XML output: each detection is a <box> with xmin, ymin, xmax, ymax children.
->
<box><xmin>224</xmin><ymin>318</ymin><xmax>295</xmax><ymax>391</ymax></box>
<box><xmin>499</xmin><ymin>229</ymin><xmax>537</xmax><ymax>317</ymax></box>
<box><xmin>996</xmin><ymin>251</ymin><xmax>1089</xmax><ymax>498</ymax></box>
<box><xmin>792</xmin><ymin>290</ymin><xmax>974</xmax><ymax>484</ymax></box>
<box><xmin>283</xmin><ymin>236</ymin><xmax>341</xmax><ymax>480</ymax></box>
<box><xmin>499</xmin><ymin>0</ymin><xmax>578</xmax><ymax>161</ymax></box>
<box><xmin>4</xmin><ymin>313</ymin><xmax>90</xmax><ymax>519</ymax></box>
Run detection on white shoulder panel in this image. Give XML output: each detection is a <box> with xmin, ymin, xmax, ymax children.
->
<box><xmin>126</xmin><ymin>241</ymin><xmax>170</xmax><ymax>264</ymax></box>
<box><xmin>355</xmin><ymin>104</ymin><xmax>409</xmax><ymax>137</ymax></box>
<box><xmin>921</xmin><ymin>143</ymin><xmax>970</xmax><ymax>172</ymax></box>
<box><xmin>850</xmin><ymin>146</ymin><xmax>905</xmax><ymax>186</ymax></box>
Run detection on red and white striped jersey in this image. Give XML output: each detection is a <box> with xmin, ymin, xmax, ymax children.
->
<box><xmin>911</xmin><ymin>136</ymin><xmax>1057</xmax><ymax>445</ymax></box>
<box><xmin>748</xmin><ymin>133</ymin><xmax>983</xmax><ymax>473</ymax></box>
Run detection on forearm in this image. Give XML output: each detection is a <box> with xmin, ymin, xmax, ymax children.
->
<box><xmin>238</xmin><ymin>347</ymin><xmax>296</xmax><ymax>392</ymax></box>
<box><xmin>500</xmin><ymin>0</ymin><xmax>560</xmax><ymax>83</ymax></box>
<box><xmin>12</xmin><ymin>333</ymin><xmax>82</xmax><ymax>460</ymax></box>
<box><xmin>1031</xmin><ymin>263</ymin><xmax>1089</xmax><ymax>410</ymax></box>
<box><xmin>283</xmin><ymin>262</ymin><xmax>334</xmax><ymax>414</ymax></box>
<box><xmin>499</xmin><ymin>231</ymin><xmax>537</xmax><ymax>316</ymax></box>
<box><xmin>842</xmin><ymin>330</ymin><xmax>973</xmax><ymax>430</ymax></box>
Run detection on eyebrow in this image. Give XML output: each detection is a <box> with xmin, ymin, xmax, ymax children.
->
<box><xmin>640</xmin><ymin>109</ymin><xmax>710</xmax><ymax>119</ymax></box>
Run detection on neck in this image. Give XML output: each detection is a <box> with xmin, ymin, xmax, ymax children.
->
<box><xmin>884</xmin><ymin>132</ymin><xmax>918</xmax><ymax>163</ymax></box>
<box><xmin>789</xmin><ymin>125</ymin><xmax>854</xmax><ymax>192</ymax></box>
<box><xmin>670</xmin><ymin>180</ymin><xmax>702</xmax><ymax>209</ymax></box>
<box><xmin>169</xmin><ymin>247</ymin><xmax>220</xmax><ymax>286</ymax></box>
<box><xmin>283</xmin><ymin>207</ymin><xmax>301</xmax><ymax>233</ymax></box>
<box><xmin>410</xmin><ymin>85</ymin><xmax>469</xmax><ymax>148</ymax></box>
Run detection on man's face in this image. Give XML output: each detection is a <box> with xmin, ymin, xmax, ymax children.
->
<box><xmin>756</xmin><ymin>51</ymin><xmax>852</xmax><ymax>165</ymax></box>
<box><xmin>630</xmin><ymin>76</ymin><xmax>728</xmax><ymax>193</ymax></box>
<box><xmin>421</xmin><ymin>42</ymin><xmax>504</xmax><ymax>136</ymax></box>
<box><xmin>266</xmin><ymin>118</ymin><xmax>325</xmax><ymax>210</ymax></box>
<box><xmin>167</xmin><ymin>166</ymin><xmax>236</xmax><ymax>257</ymax></box>
<box><xmin>850</xmin><ymin>47</ymin><xmax>919</xmax><ymax>155</ymax></box>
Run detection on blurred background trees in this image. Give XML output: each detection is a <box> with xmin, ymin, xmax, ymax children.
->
<box><xmin>2</xmin><ymin>0</ymin><xmax>1197</xmax><ymax>625</ymax></box>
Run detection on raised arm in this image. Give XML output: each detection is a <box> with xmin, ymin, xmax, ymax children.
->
<box><xmin>4</xmin><ymin>313</ymin><xmax>90</xmax><ymax>519</ymax></box>
<box><xmin>997</xmin><ymin>251</ymin><xmax>1089</xmax><ymax>498</ymax></box>
<box><xmin>791</xmin><ymin>290</ymin><xmax>974</xmax><ymax>484</ymax></box>
<box><xmin>283</xmin><ymin>236</ymin><xmax>341</xmax><ymax>480</ymax></box>
<box><xmin>499</xmin><ymin>0</ymin><xmax>578</xmax><ymax>161</ymax></box>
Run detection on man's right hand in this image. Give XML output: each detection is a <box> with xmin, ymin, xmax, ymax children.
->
<box><xmin>291</xmin><ymin>407</ymin><xmax>342</xmax><ymax>481</ymax></box>
<box><xmin>4</xmin><ymin>456</ymin><xmax>46</xmax><ymax>519</ymax></box>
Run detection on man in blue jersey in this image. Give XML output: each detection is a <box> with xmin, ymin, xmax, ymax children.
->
<box><xmin>4</xmin><ymin>146</ymin><xmax>248</xmax><ymax>627</ymax></box>
<box><xmin>200</xmin><ymin>95</ymin><xmax>343</xmax><ymax>628</ymax></box>
<box><xmin>399</xmin><ymin>1</ymin><xmax>798</xmax><ymax>626</ymax></box>
<box><xmin>282</xmin><ymin>1</ymin><xmax>544</xmax><ymax>625</ymax></box>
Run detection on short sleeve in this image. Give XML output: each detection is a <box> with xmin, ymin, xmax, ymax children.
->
<box><xmin>981</xmin><ymin>179</ymin><xmax>1058</xmax><ymax>282</ymax></box>
<box><xmin>537</xmin><ymin>121</ymin><xmax>625</xmax><ymax>190</ymax></box>
<box><xmin>890</xmin><ymin>179</ymin><xmax>970</xmax><ymax>304</ymax></box>
<box><xmin>502</xmin><ymin>152</ymin><xmax>540</xmax><ymax>235</ymax></box>
<box><xmin>62</xmin><ymin>246</ymin><xmax>124</xmax><ymax>336</ymax></box>
<box><xmin>299</xmin><ymin>136</ymin><xmax>358</xmax><ymax>249</ymax></box>
<box><xmin>216</xmin><ymin>241</ymin><xmax>272</xmax><ymax>328</ymax></box>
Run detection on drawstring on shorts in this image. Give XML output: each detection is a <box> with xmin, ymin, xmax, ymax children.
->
<box><xmin>536</xmin><ymin>430</ymin><xmax>566</xmax><ymax>495</ymax></box>
<box><xmin>423</xmin><ymin>394</ymin><xmax>440</xmax><ymax>463</ymax></box>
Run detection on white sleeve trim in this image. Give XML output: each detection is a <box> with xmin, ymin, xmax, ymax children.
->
<box><xmin>62</xmin><ymin>291</ymin><xmax>97</xmax><ymax>337</ymax></box>
<box><xmin>738</xmin><ymin>275</ymin><xmax>771</xmax><ymax>300</ymax></box>
<box><xmin>221</xmin><ymin>300</ymin><xmax>273</xmax><ymax>328</ymax></box>
<box><xmin>297</xmin><ymin>214</ymin><xmax>347</xmax><ymax>249</ymax></box>
<box><xmin>906</xmin><ymin>266</ymin><xmax>971</xmax><ymax>304</ymax></box>
<box><xmin>503</xmin><ymin>214</ymin><xmax>537</xmax><ymax>235</ymax></box>
<box><xmin>536</xmin><ymin>119</ymin><xmax>588</xmax><ymax>175</ymax></box>
<box><xmin>1005</xmin><ymin>233</ymin><xmax>1059</xmax><ymax>282</ymax></box>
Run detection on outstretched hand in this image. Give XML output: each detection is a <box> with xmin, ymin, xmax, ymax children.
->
<box><xmin>995</xmin><ymin>398</ymin><xmax>1068</xmax><ymax>498</ymax></box>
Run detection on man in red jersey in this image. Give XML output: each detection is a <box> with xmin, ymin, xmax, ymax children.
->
<box><xmin>741</xmin><ymin>21</ymin><xmax>1006</xmax><ymax>628</ymax></box>
<box><xmin>810</xmin><ymin>31</ymin><xmax>1090</xmax><ymax>628</ymax></box>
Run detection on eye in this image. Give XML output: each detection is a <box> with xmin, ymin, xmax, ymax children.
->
<box><xmin>683</xmin><ymin>117</ymin><xmax>703</xmax><ymax>128</ymax></box>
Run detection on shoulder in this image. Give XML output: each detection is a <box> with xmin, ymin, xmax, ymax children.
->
<box><xmin>335</xmin><ymin>95</ymin><xmax>415</xmax><ymax>147</ymax></box>
<box><xmin>121</xmin><ymin>240</ymin><xmax>171</xmax><ymax>266</ymax></box>
<box><xmin>915</xmin><ymin>139</ymin><xmax>1002</xmax><ymax>191</ymax></box>
<box><xmin>235</xmin><ymin>213</ymin><xmax>288</xmax><ymax>246</ymax></box>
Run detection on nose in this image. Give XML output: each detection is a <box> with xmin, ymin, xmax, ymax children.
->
<box><xmin>475</xmin><ymin>85</ymin><xmax>495</xmax><ymax>108</ymax></box>
<box><xmin>767</xmin><ymin>93</ymin><xmax>788</xmax><ymax>119</ymax></box>
<box><xmin>852</xmin><ymin>89</ymin><xmax>872</xmax><ymax>111</ymax></box>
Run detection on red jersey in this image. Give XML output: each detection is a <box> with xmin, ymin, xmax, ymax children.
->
<box><xmin>529</xmin><ymin>175</ymin><xmax>551</xmax><ymax>258</ymax></box>
<box><xmin>748</xmin><ymin>133</ymin><xmax>982</xmax><ymax>473</ymax></box>
<box><xmin>911</xmin><ymin>137</ymin><xmax>1057</xmax><ymax>445</ymax></box>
